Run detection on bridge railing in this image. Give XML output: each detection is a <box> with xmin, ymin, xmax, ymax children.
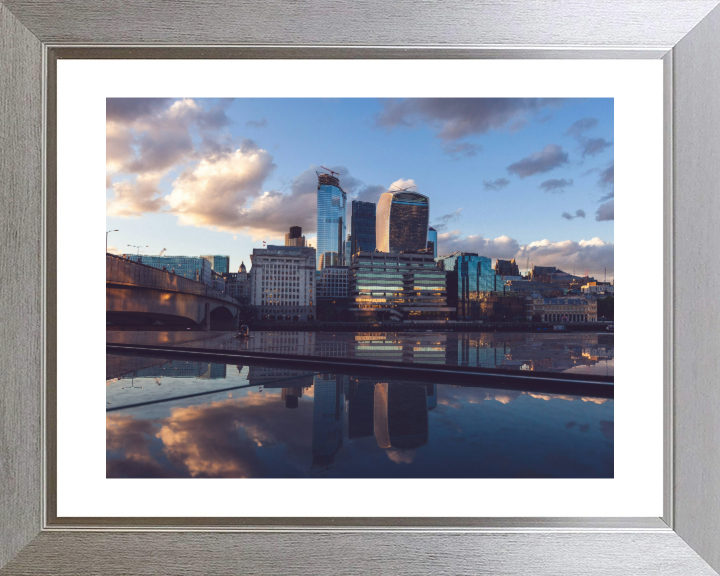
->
<box><xmin>106</xmin><ymin>254</ymin><xmax>239</xmax><ymax>306</ymax></box>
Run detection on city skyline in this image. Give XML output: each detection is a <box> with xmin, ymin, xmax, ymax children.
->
<box><xmin>106</xmin><ymin>97</ymin><xmax>614</xmax><ymax>277</ymax></box>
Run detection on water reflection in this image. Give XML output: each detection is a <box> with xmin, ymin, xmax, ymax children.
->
<box><xmin>107</xmin><ymin>358</ymin><xmax>613</xmax><ymax>479</ymax></box>
<box><xmin>107</xmin><ymin>330</ymin><xmax>614</xmax><ymax>375</ymax></box>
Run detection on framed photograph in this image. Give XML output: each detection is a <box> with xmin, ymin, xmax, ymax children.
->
<box><xmin>2</xmin><ymin>1</ymin><xmax>720</xmax><ymax>574</ymax></box>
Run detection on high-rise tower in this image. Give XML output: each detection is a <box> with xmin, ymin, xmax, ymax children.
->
<box><xmin>316</xmin><ymin>170</ymin><xmax>347</xmax><ymax>270</ymax></box>
<box><xmin>285</xmin><ymin>225</ymin><xmax>306</xmax><ymax>247</ymax></box>
<box><xmin>427</xmin><ymin>226</ymin><xmax>438</xmax><ymax>258</ymax></box>
<box><xmin>350</xmin><ymin>200</ymin><xmax>376</xmax><ymax>259</ymax></box>
<box><xmin>376</xmin><ymin>191</ymin><xmax>429</xmax><ymax>253</ymax></box>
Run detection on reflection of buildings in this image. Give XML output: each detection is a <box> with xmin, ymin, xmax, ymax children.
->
<box><xmin>312</xmin><ymin>374</ymin><xmax>345</xmax><ymax>468</ymax></box>
<box><xmin>198</xmin><ymin>363</ymin><xmax>227</xmax><ymax>380</ymax></box>
<box><xmin>281</xmin><ymin>387</ymin><xmax>304</xmax><ymax>409</ymax></box>
<box><xmin>447</xmin><ymin>332</ymin><xmax>613</xmax><ymax>372</ymax></box>
<box><xmin>247</xmin><ymin>366</ymin><xmax>314</xmax><ymax>389</ymax></box>
<box><xmin>128</xmin><ymin>360</ymin><xmax>210</xmax><ymax>379</ymax></box>
<box><xmin>339</xmin><ymin>332</ymin><xmax>447</xmax><ymax>364</ymax></box>
<box><xmin>240</xmin><ymin>331</ymin><xmax>316</xmax><ymax>356</ymax></box>
<box><xmin>373</xmin><ymin>383</ymin><xmax>429</xmax><ymax>450</ymax></box>
<box><xmin>347</xmin><ymin>378</ymin><xmax>375</xmax><ymax>439</ymax></box>
<box><xmin>426</xmin><ymin>384</ymin><xmax>437</xmax><ymax>411</ymax></box>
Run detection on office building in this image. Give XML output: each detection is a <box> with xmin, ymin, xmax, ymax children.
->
<box><xmin>249</xmin><ymin>245</ymin><xmax>316</xmax><ymax>321</ymax></box>
<box><xmin>285</xmin><ymin>226</ymin><xmax>306</xmax><ymax>247</ymax></box>
<box><xmin>123</xmin><ymin>254</ymin><xmax>213</xmax><ymax>286</ymax></box>
<box><xmin>437</xmin><ymin>253</ymin><xmax>506</xmax><ymax>320</ymax></box>
<box><xmin>427</xmin><ymin>226</ymin><xmax>438</xmax><ymax>258</ymax></box>
<box><xmin>200</xmin><ymin>255</ymin><xmax>230</xmax><ymax>274</ymax></box>
<box><xmin>581</xmin><ymin>282</ymin><xmax>615</xmax><ymax>295</ymax></box>
<box><xmin>223</xmin><ymin>261</ymin><xmax>251</xmax><ymax>303</ymax></box>
<box><xmin>524</xmin><ymin>294</ymin><xmax>598</xmax><ymax>322</ymax></box>
<box><xmin>348</xmin><ymin>251</ymin><xmax>453</xmax><ymax>322</ymax></box>
<box><xmin>316</xmin><ymin>171</ymin><xmax>347</xmax><ymax>270</ymax></box>
<box><xmin>494</xmin><ymin>259</ymin><xmax>520</xmax><ymax>277</ymax></box>
<box><xmin>316</xmin><ymin>265</ymin><xmax>349</xmax><ymax>299</ymax></box>
<box><xmin>350</xmin><ymin>200</ymin><xmax>377</xmax><ymax>259</ymax></box>
<box><xmin>211</xmin><ymin>270</ymin><xmax>226</xmax><ymax>292</ymax></box>
<box><xmin>376</xmin><ymin>191</ymin><xmax>429</xmax><ymax>253</ymax></box>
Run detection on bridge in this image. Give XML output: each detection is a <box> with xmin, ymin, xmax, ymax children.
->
<box><xmin>106</xmin><ymin>254</ymin><xmax>241</xmax><ymax>329</ymax></box>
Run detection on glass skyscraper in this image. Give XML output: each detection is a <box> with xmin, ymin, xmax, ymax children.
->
<box><xmin>350</xmin><ymin>200</ymin><xmax>376</xmax><ymax>260</ymax></box>
<box><xmin>437</xmin><ymin>253</ymin><xmax>506</xmax><ymax>319</ymax></box>
<box><xmin>376</xmin><ymin>191</ymin><xmax>429</xmax><ymax>253</ymax></box>
<box><xmin>316</xmin><ymin>172</ymin><xmax>347</xmax><ymax>270</ymax></box>
<box><xmin>200</xmin><ymin>255</ymin><xmax>230</xmax><ymax>274</ymax></box>
<box><xmin>427</xmin><ymin>226</ymin><xmax>438</xmax><ymax>258</ymax></box>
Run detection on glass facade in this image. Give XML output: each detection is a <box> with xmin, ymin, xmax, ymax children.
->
<box><xmin>345</xmin><ymin>235</ymin><xmax>352</xmax><ymax>266</ymax></box>
<box><xmin>427</xmin><ymin>227</ymin><xmax>438</xmax><ymax>258</ymax></box>
<box><xmin>124</xmin><ymin>254</ymin><xmax>212</xmax><ymax>286</ymax></box>
<box><xmin>316</xmin><ymin>173</ymin><xmax>347</xmax><ymax>270</ymax></box>
<box><xmin>437</xmin><ymin>253</ymin><xmax>506</xmax><ymax>319</ymax></box>
<box><xmin>348</xmin><ymin>251</ymin><xmax>453</xmax><ymax>321</ymax></box>
<box><xmin>312</xmin><ymin>374</ymin><xmax>344</xmax><ymax>468</ymax></box>
<box><xmin>350</xmin><ymin>200</ymin><xmax>376</xmax><ymax>258</ymax></box>
<box><xmin>200</xmin><ymin>255</ymin><xmax>230</xmax><ymax>274</ymax></box>
<box><xmin>376</xmin><ymin>191</ymin><xmax>429</xmax><ymax>253</ymax></box>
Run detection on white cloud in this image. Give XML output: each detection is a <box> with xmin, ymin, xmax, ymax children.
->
<box><xmin>437</xmin><ymin>231</ymin><xmax>614</xmax><ymax>277</ymax></box>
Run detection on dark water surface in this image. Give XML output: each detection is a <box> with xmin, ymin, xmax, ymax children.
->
<box><xmin>106</xmin><ymin>331</ymin><xmax>613</xmax><ymax>479</ymax></box>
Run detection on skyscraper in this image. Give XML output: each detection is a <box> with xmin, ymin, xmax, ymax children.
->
<box><xmin>376</xmin><ymin>191</ymin><xmax>429</xmax><ymax>253</ymax></box>
<box><xmin>285</xmin><ymin>226</ymin><xmax>306</xmax><ymax>247</ymax></box>
<box><xmin>350</xmin><ymin>200</ymin><xmax>376</xmax><ymax>259</ymax></box>
<box><xmin>345</xmin><ymin>234</ymin><xmax>352</xmax><ymax>266</ymax></box>
<box><xmin>316</xmin><ymin>171</ymin><xmax>347</xmax><ymax>270</ymax></box>
<box><xmin>427</xmin><ymin>226</ymin><xmax>438</xmax><ymax>258</ymax></box>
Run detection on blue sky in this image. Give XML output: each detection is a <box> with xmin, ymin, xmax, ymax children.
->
<box><xmin>106</xmin><ymin>98</ymin><xmax>614</xmax><ymax>277</ymax></box>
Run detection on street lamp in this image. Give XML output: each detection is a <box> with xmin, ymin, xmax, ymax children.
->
<box><xmin>127</xmin><ymin>244</ymin><xmax>148</xmax><ymax>257</ymax></box>
<box><xmin>106</xmin><ymin>229</ymin><xmax>118</xmax><ymax>253</ymax></box>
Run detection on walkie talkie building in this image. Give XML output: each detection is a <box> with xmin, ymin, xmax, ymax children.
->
<box><xmin>316</xmin><ymin>172</ymin><xmax>347</xmax><ymax>270</ymax></box>
<box><xmin>376</xmin><ymin>191</ymin><xmax>430</xmax><ymax>253</ymax></box>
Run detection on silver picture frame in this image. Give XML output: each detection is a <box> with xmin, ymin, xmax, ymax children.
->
<box><xmin>2</xmin><ymin>0</ymin><xmax>719</xmax><ymax>573</ymax></box>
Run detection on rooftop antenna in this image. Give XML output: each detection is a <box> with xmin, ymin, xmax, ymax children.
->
<box><xmin>319</xmin><ymin>166</ymin><xmax>339</xmax><ymax>178</ymax></box>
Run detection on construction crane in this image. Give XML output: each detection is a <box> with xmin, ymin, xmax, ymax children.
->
<box><xmin>319</xmin><ymin>166</ymin><xmax>339</xmax><ymax>177</ymax></box>
<box><xmin>158</xmin><ymin>248</ymin><xmax>167</xmax><ymax>256</ymax></box>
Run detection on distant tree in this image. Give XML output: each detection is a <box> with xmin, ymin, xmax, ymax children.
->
<box><xmin>597</xmin><ymin>296</ymin><xmax>614</xmax><ymax>321</ymax></box>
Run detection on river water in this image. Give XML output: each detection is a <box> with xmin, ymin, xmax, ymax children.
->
<box><xmin>106</xmin><ymin>330</ymin><xmax>613</xmax><ymax>478</ymax></box>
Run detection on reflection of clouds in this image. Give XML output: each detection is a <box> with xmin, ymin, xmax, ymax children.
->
<box><xmin>600</xmin><ymin>420</ymin><xmax>614</xmax><ymax>440</ymax></box>
<box><xmin>106</xmin><ymin>413</ymin><xmax>175</xmax><ymax>478</ymax></box>
<box><xmin>386</xmin><ymin>450</ymin><xmax>415</xmax><ymax>465</ymax></box>
<box><xmin>526</xmin><ymin>392</ymin><xmax>576</xmax><ymax>402</ymax></box>
<box><xmin>581</xmin><ymin>397</ymin><xmax>607</xmax><ymax>404</ymax></box>
<box><xmin>108</xmin><ymin>390</ymin><xmax>314</xmax><ymax>478</ymax></box>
